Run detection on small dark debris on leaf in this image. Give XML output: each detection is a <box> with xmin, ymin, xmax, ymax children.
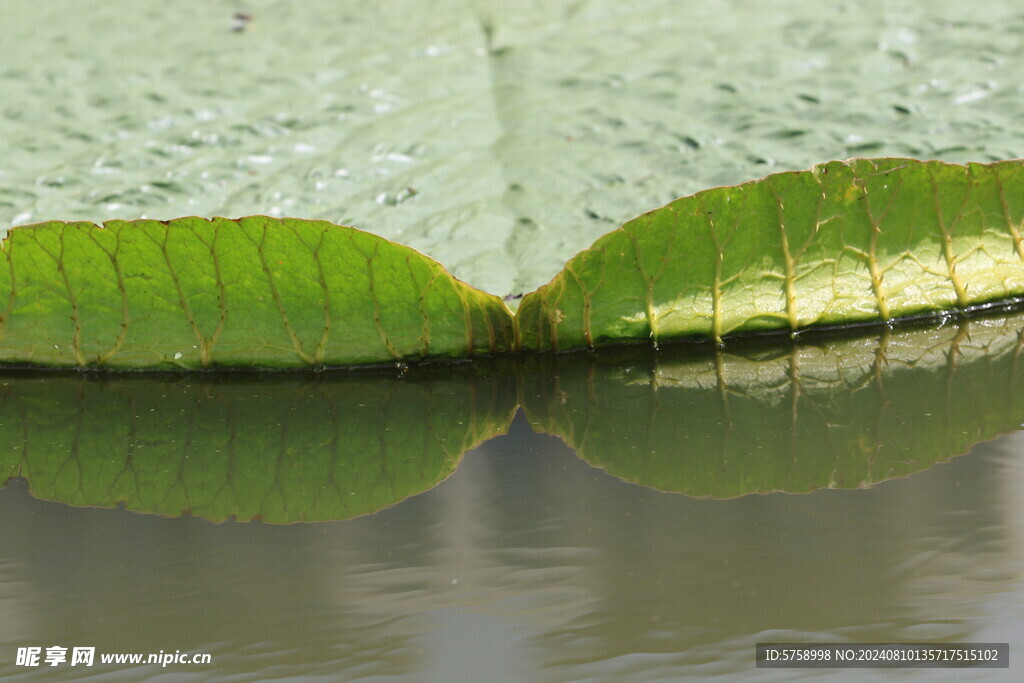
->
<box><xmin>231</xmin><ymin>12</ymin><xmax>254</xmax><ymax>32</ymax></box>
<box><xmin>770</xmin><ymin>129</ymin><xmax>806</xmax><ymax>140</ymax></box>
<box><xmin>583</xmin><ymin>209</ymin><xmax>613</xmax><ymax>223</ymax></box>
<box><xmin>893</xmin><ymin>104</ymin><xmax>911</xmax><ymax>115</ymax></box>
<box><xmin>889</xmin><ymin>50</ymin><xmax>911</xmax><ymax>67</ymax></box>
<box><xmin>847</xmin><ymin>141</ymin><xmax>884</xmax><ymax>153</ymax></box>
<box><xmin>503</xmin><ymin>293</ymin><xmax>524</xmax><ymax>302</ymax></box>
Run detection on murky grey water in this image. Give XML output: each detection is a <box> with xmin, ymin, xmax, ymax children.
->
<box><xmin>0</xmin><ymin>412</ymin><xmax>1021</xmax><ymax>681</ymax></box>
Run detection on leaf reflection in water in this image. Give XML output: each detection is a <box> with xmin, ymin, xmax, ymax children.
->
<box><xmin>0</xmin><ymin>366</ymin><xmax>517</xmax><ymax>523</ymax></box>
<box><xmin>521</xmin><ymin>313</ymin><xmax>1024</xmax><ymax>498</ymax></box>
<box><xmin>3</xmin><ymin>313</ymin><xmax>1023</xmax><ymax>520</ymax></box>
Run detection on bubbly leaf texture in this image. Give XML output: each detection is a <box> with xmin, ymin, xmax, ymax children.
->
<box><xmin>0</xmin><ymin>369</ymin><xmax>517</xmax><ymax>523</ymax></box>
<box><xmin>518</xmin><ymin>158</ymin><xmax>1024</xmax><ymax>350</ymax></box>
<box><xmin>7</xmin><ymin>1</ymin><xmax>1024</xmax><ymax>299</ymax></box>
<box><xmin>520</xmin><ymin>315</ymin><xmax>1024</xmax><ymax>498</ymax></box>
<box><xmin>0</xmin><ymin>216</ymin><xmax>514</xmax><ymax>368</ymax></box>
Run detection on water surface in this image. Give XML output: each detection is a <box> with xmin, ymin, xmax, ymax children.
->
<box><xmin>0</xmin><ymin>413</ymin><xmax>1021</xmax><ymax>681</ymax></box>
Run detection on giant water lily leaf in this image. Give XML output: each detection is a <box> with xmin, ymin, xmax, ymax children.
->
<box><xmin>5</xmin><ymin>160</ymin><xmax>1024</xmax><ymax>371</ymax></box>
<box><xmin>0</xmin><ymin>367</ymin><xmax>517</xmax><ymax>522</ymax></box>
<box><xmin>7</xmin><ymin>2</ymin><xmax>1022</xmax><ymax>298</ymax></box>
<box><xmin>0</xmin><ymin>216</ymin><xmax>514</xmax><ymax>368</ymax></box>
<box><xmin>520</xmin><ymin>314</ymin><xmax>1024</xmax><ymax>498</ymax></box>
<box><xmin>517</xmin><ymin>158</ymin><xmax>1024</xmax><ymax>350</ymax></box>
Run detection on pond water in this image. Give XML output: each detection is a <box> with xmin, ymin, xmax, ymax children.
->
<box><xmin>1</xmin><ymin>318</ymin><xmax>1023</xmax><ymax>680</ymax></box>
<box><xmin>0</xmin><ymin>415</ymin><xmax>1021</xmax><ymax>681</ymax></box>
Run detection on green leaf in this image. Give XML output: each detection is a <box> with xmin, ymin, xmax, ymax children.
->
<box><xmin>0</xmin><ymin>216</ymin><xmax>514</xmax><ymax>368</ymax></box>
<box><xmin>5</xmin><ymin>3</ymin><xmax>1022</xmax><ymax>298</ymax></box>
<box><xmin>0</xmin><ymin>367</ymin><xmax>517</xmax><ymax>523</ymax></box>
<box><xmin>6</xmin><ymin>160</ymin><xmax>1024</xmax><ymax>370</ymax></box>
<box><xmin>519</xmin><ymin>314</ymin><xmax>1024</xmax><ymax>498</ymax></box>
<box><xmin>517</xmin><ymin>158</ymin><xmax>1024</xmax><ymax>350</ymax></box>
